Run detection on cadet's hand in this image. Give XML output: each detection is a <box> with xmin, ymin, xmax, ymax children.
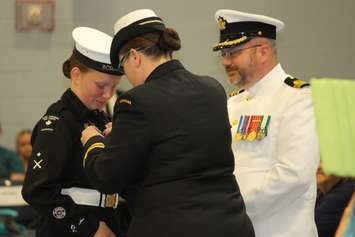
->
<box><xmin>93</xmin><ymin>221</ymin><xmax>116</xmax><ymax>237</ymax></box>
<box><xmin>103</xmin><ymin>122</ymin><xmax>112</xmax><ymax>137</ymax></box>
<box><xmin>81</xmin><ymin>126</ymin><xmax>103</xmax><ymax>145</ymax></box>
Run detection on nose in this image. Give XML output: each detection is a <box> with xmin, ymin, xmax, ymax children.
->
<box><xmin>221</xmin><ymin>56</ymin><xmax>232</xmax><ymax>67</ymax></box>
<box><xmin>102</xmin><ymin>89</ymin><xmax>113</xmax><ymax>100</ymax></box>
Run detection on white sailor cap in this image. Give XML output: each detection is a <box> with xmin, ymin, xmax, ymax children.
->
<box><xmin>110</xmin><ymin>9</ymin><xmax>165</xmax><ymax>68</ymax></box>
<box><xmin>213</xmin><ymin>9</ymin><xmax>284</xmax><ymax>51</ymax></box>
<box><xmin>72</xmin><ymin>27</ymin><xmax>122</xmax><ymax>75</ymax></box>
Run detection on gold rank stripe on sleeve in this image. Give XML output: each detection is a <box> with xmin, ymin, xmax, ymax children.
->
<box><xmin>234</xmin><ymin>115</ymin><xmax>271</xmax><ymax>141</ymax></box>
<box><xmin>83</xmin><ymin>142</ymin><xmax>105</xmax><ymax>167</ymax></box>
<box><xmin>119</xmin><ymin>99</ymin><xmax>132</xmax><ymax>105</ymax></box>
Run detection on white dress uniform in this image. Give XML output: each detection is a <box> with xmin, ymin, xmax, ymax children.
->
<box><xmin>228</xmin><ymin>63</ymin><xmax>320</xmax><ymax>237</ymax></box>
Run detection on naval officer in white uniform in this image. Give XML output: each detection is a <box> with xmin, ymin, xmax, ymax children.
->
<box><xmin>212</xmin><ymin>9</ymin><xmax>320</xmax><ymax>237</ymax></box>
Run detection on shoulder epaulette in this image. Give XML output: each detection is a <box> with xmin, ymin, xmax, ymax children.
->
<box><xmin>229</xmin><ymin>89</ymin><xmax>245</xmax><ymax>97</ymax></box>
<box><xmin>284</xmin><ymin>77</ymin><xmax>310</xmax><ymax>89</ymax></box>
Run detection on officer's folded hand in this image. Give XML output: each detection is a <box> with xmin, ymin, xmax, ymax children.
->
<box><xmin>81</xmin><ymin>125</ymin><xmax>104</xmax><ymax>145</ymax></box>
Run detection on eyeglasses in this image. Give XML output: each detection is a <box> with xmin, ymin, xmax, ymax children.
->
<box><xmin>117</xmin><ymin>52</ymin><xmax>130</xmax><ymax>74</ymax></box>
<box><xmin>117</xmin><ymin>47</ymin><xmax>146</xmax><ymax>75</ymax></box>
<box><xmin>218</xmin><ymin>44</ymin><xmax>262</xmax><ymax>59</ymax></box>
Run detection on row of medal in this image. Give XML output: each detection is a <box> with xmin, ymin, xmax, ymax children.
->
<box><xmin>233</xmin><ymin>115</ymin><xmax>271</xmax><ymax>141</ymax></box>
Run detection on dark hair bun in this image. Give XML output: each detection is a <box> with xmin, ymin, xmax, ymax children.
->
<box><xmin>62</xmin><ymin>59</ymin><xmax>71</xmax><ymax>78</ymax></box>
<box><xmin>158</xmin><ymin>28</ymin><xmax>181</xmax><ymax>51</ymax></box>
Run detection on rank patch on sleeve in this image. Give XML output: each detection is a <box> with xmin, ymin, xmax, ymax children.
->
<box><xmin>40</xmin><ymin>115</ymin><xmax>60</xmax><ymax>132</ymax></box>
<box><xmin>41</xmin><ymin>115</ymin><xmax>59</xmax><ymax>125</ymax></box>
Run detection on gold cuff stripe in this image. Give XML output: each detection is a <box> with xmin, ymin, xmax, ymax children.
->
<box><xmin>213</xmin><ymin>36</ymin><xmax>248</xmax><ymax>50</ymax></box>
<box><xmin>119</xmin><ymin>99</ymin><xmax>132</xmax><ymax>105</ymax></box>
<box><xmin>83</xmin><ymin>142</ymin><xmax>105</xmax><ymax>167</ymax></box>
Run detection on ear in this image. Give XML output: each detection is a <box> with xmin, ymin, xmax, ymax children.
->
<box><xmin>259</xmin><ymin>44</ymin><xmax>269</xmax><ymax>56</ymax></box>
<box><xmin>257</xmin><ymin>44</ymin><xmax>270</xmax><ymax>63</ymax></box>
<box><xmin>130</xmin><ymin>48</ymin><xmax>142</xmax><ymax>69</ymax></box>
<box><xmin>70</xmin><ymin>67</ymin><xmax>81</xmax><ymax>85</ymax></box>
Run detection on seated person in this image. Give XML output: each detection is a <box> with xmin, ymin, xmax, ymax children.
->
<box><xmin>0</xmin><ymin>209</ymin><xmax>27</xmax><ymax>235</ymax></box>
<box><xmin>15</xmin><ymin>129</ymin><xmax>32</xmax><ymax>172</ymax></box>
<box><xmin>335</xmin><ymin>193</ymin><xmax>354</xmax><ymax>237</ymax></box>
<box><xmin>13</xmin><ymin>129</ymin><xmax>39</xmax><ymax>229</ymax></box>
<box><xmin>0</xmin><ymin>122</ymin><xmax>25</xmax><ymax>182</ymax></box>
<box><xmin>316</xmin><ymin>162</ymin><xmax>355</xmax><ymax>237</ymax></box>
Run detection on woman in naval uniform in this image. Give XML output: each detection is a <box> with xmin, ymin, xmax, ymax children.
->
<box><xmin>22</xmin><ymin>27</ymin><xmax>122</xmax><ymax>237</ymax></box>
<box><xmin>81</xmin><ymin>9</ymin><xmax>254</xmax><ymax>237</ymax></box>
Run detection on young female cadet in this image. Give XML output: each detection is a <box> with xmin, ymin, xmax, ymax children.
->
<box><xmin>22</xmin><ymin>27</ymin><xmax>122</xmax><ymax>237</ymax></box>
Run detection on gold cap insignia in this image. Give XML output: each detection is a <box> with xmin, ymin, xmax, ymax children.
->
<box><xmin>218</xmin><ymin>17</ymin><xmax>227</xmax><ymax>30</ymax></box>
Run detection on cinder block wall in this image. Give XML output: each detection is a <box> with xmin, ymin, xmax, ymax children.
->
<box><xmin>1</xmin><ymin>0</ymin><xmax>355</xmax><ymax>149</ymax></box>
<box><xmin>0</xmin><ymin>0</ymin><xmax>73</xmax><ymax>149</ymax></box>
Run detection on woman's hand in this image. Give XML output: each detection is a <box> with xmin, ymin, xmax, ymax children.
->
<box><xmin>103</xmin><ymin>122</ymin><xmax>112</xmax><ymax>137</ymax></box>
<box><xmin>93</xmin><ymin>221</ymin><xmax>116</xmax><ymax>237</ymax></box>
<box><xmin>81</xmin><ymin>126</ymin><xmax>103</xmax><ymax>145</ymax></box>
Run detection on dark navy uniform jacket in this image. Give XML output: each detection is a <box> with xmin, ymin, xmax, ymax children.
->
<box><xmin>83</xmin><ymin>60</ymin><xmax>255</xmax><ymax>237</ymax></box>
<box><xmin>316</xmin><ymin>179</ymin><xmax>355</xmax><ymax>237</ymax></box>
<box><xmin>22</xmin><ymin>89</ymin><xmax>119</xmax><ymax>236</ymax></box>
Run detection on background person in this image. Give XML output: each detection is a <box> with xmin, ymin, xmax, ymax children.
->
<box><xmin>15</xmin><ymin>129</ymin><xmax>32</xmax><ymax>172</ymax></box>
<box><xmin>0</xmin><ymin>122</ymin><xmax>25</xmax><ymax>182</ymax></box>
<box><xmin>316</xmin><ymin>162</ymin><xmax>355</xmax><ymax>237</ymax></box>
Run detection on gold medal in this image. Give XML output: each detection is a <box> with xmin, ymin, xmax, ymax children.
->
<box><xmin>247</xmin><ymin>131</ymin><xmax>257</xmax><ymax>141</ymax></box>
<box><xmin>231</xmin><ymin>119</ymin><xmax>239</xmax><ymax>126</ymax></box>
<box><xmin>235</xmin><ymin>133</ymin><xmax>243</xmax><ymax>141</ymax></box>
<box><xmin>257</xmin><ymin>130</ymin><xmax>265</xmax><ymax>140</ymax></box>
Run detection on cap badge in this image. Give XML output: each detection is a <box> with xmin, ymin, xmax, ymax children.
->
<box><xmin>218</xmin><ymin>17</ymin><xmax>227</xmax><ymax>30</ymax></box>
<box><xmin>102</xmin><ymin>64</ymin><xmax>114</xmax><ymax>71</ymax></box>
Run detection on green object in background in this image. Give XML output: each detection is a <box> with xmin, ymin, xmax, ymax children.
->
<box><xmin>311</xmin><ymin>78</ymin><xmax>355</xmax><ymax>177</ymax></box>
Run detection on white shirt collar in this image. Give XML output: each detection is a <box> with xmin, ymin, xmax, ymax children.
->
<box><xmin>248</xmin><ymin>63</ymin><xmax>287</xmax><ymax>98</ymax></box>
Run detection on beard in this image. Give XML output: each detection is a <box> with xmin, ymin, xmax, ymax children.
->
<box><xmin>225</xmin><ymin>65</ymin><xmax>246</xmax><ymax>87</ymax></box>
<box><xmin>224</xmin><ymin>53</ymin><xmax>257</xmax><ymax>88</ymax></box>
